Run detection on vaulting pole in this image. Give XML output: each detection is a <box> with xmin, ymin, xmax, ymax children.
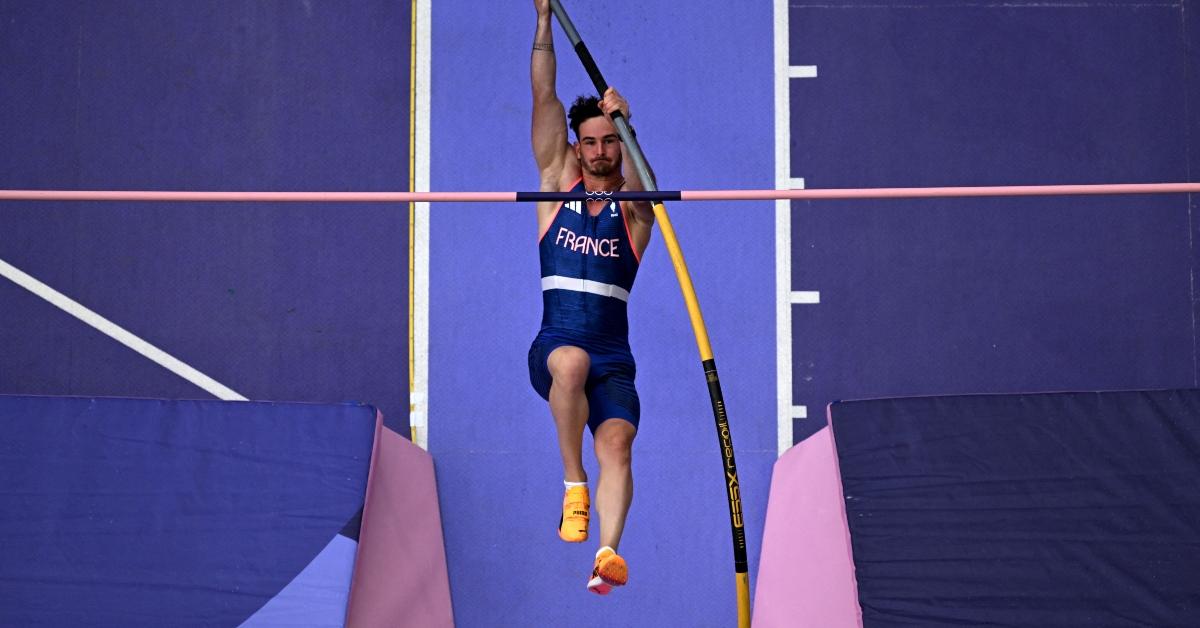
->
<box><xmin>547</xmin><ymin>2</ymin><xmax>751</xmax><ymax>625</ymax></box>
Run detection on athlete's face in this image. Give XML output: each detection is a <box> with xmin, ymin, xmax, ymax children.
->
<box><xmin>574</xmin><ymin>116</ymin><xmax>622</xmax><ymax>177</ymax></box>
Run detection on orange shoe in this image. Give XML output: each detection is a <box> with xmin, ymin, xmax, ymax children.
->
<box><xmin>558</xmin><ymin>485</ymin><xmax>589</xmax><ymax>543</ymax></box>
<box><xmin>587</xmin><ymin>546</ymin><xmax>627</xmax><ymax>595</ymax></box>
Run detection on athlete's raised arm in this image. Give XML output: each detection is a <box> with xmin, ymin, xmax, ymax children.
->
<box><xmin>531</xmin><ymin>0</ymin><xmax>572</xmax><ymax>191</ymax></box>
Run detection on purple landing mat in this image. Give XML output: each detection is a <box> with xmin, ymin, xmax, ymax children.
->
<box><xmin>0</xmin><ymin>395</ymin><xmax>374</xmax><ymax>627</ymax></box>
<box><xmin>831</xmin><ymin>390</ymin><xmax>1200</xmax><ymax>626</ymax></box>
<box><xmin>753</xmin><ymin>424</ymin><xmax>861</xmax><ymax>628</ymax></box>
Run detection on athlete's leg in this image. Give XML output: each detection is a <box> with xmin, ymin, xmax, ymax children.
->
<box><xmin>546</xmin><ymin>345</ymin><xmax>591</xmax><ymax>482</ymax></box>
<box><xmin>593</xmin><ymin>418</ymin><xmax>636</xmax><ymax>551</ymax></box>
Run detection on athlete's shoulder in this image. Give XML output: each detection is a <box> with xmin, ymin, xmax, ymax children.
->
<box><xmin>563</xmin><ymin>176</ymin><xmax>584</xmax><ymax>192</ymax></box>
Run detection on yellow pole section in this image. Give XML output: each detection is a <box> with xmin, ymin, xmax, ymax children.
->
<box><xmin>736</xmin><ymin>574</ymin><xmax>751</xmax><ymax>628</ymax></box>
<box><xmin>650</xmin><ymin>202</ymin><xmax>714</xmax><ymax>362</ymax></box>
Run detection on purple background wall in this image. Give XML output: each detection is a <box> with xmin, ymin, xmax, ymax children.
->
<box><xmin>0</xmin><ymin>1</ymin><xmax>410</xmax><ymax>434</ymax></box>
<box><xmin>787</xmin><ymin>2</ymin><xmax>1199</xmax><ymax>442</ymax></box>
<box><xmin>428</xmin><ymin>2</ymin><xmax>776</xmax><ymax>625</ymax></box>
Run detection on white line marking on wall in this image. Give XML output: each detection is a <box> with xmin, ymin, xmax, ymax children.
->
<box><xmin>790</xmin><ymin>291</ymin><xmax>820</xmax><ymax>304</ymax></box>
<box><xmin>774</xmin><ymin>0</ymin><xmax>794</xmax><ymax>458</ymax></box>
<box><xmin>788</xmin><ymin>65</ymin><xmax>818</xmax><ymax>79</ymax></box>
<box><xmin>789</xmin><ymin>177</ymin><xmax>806</xmax><ymax>189</ymax></box>
<box><xmin>0</xmin><ymin>257</ymin><xmax>247</xmax><ymax>401</ymax></box>
<box><xmin>791</xmin><ymin>405</ymin><xmax>808</xmax><ymax>420</ymax></box>
<box><xmin>411</xmin><ymin>0</ymin><xmax>432</xmax><ymax>451</ymax></box>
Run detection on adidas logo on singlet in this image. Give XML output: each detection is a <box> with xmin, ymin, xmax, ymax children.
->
<box><xmin>566</xmin><ymin>200</ymin><xmax>582</xmax><ymax>214</ymax></box>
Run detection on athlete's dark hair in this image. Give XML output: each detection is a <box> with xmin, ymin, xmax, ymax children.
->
<box><xmin>567</xmin><ymin>95</ymin><xmax>604</xmax><ymax>139</ymax></box>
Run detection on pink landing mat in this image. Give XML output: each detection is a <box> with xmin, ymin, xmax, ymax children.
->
<box><xmin>345</xmin><ymin>418</ymin><xmax>453</xmax><ymax>627</ymax></box>
<box><xmin>752</xmin><ymin>423</ymin><xmax>862</xmax><ymax>627</ymax></box>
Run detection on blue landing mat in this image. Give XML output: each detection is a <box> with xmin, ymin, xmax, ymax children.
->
<box><xmin>832</xmin><ymin>390</ymin><xmax>1200</xmax><ymax>626</ymax></box>
<box><xmin>0</xmin><ymin>396</ymin><xmax>375</xmax><ymax>627</ymax></box>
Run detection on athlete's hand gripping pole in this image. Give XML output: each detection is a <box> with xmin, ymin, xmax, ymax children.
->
<box><xmin>548</xmin><ymin>2</ymin><xmax>751</xmax><ymax>625</ymax></box>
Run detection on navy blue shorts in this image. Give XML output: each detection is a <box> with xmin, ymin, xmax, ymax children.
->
<box><xmin>528</xmin><ymin>329</ymin><xmax>640</xmax><ymax>433</ymax></box>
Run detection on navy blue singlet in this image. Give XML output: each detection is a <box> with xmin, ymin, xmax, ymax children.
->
<box><xmin>537</xmin><ymin>178</ymin><xmax>641</xmax><ymax>339</ymax></box>
<box><xmin>528</xmin><ymin>178</ymin><xmax>643</xmax><ymax>432</ymax></box>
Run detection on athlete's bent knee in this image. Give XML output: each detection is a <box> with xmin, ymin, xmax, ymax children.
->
<box><xmin>547</xmin><ymin>346</ymin><xmax>590</xmax><ymax>388</ymax></box>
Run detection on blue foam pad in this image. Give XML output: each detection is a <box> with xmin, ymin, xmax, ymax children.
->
<box><xmin>832</xmin><ymin>390</ymin><xmax>1200</xmax><ymax>626</ymax></box>
<box><xmin>0</xmin><ymin>396</ymin><xmax>375</xmax><ymax>627</ymax></box>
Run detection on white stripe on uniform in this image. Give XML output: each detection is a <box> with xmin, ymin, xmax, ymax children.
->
<box><xmin>541</xmin><ymin>275</ymin><xmax>630</xmax><ymax>302</ymax></box>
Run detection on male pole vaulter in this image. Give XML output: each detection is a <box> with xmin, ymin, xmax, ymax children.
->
<box><xmin>526</xmin><ymin>0</ymin><xmax>656</xmax><ymax>595</ymax></box>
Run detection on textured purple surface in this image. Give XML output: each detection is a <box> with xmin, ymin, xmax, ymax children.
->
<box><xmin>429</xmin><ymin>3</ymin><xmax>776</xmax><ymax>625</ymax></box>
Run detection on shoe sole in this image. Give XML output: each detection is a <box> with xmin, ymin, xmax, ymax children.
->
<box><xmin>587</xmin><ymin>558</ymin><xmax>627</xmax><ymax>595</ymax></box>
<box><xmin>587</xmin><ymin>575</ymin><xmax>613</xmax><ymax>595</ymax></box>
